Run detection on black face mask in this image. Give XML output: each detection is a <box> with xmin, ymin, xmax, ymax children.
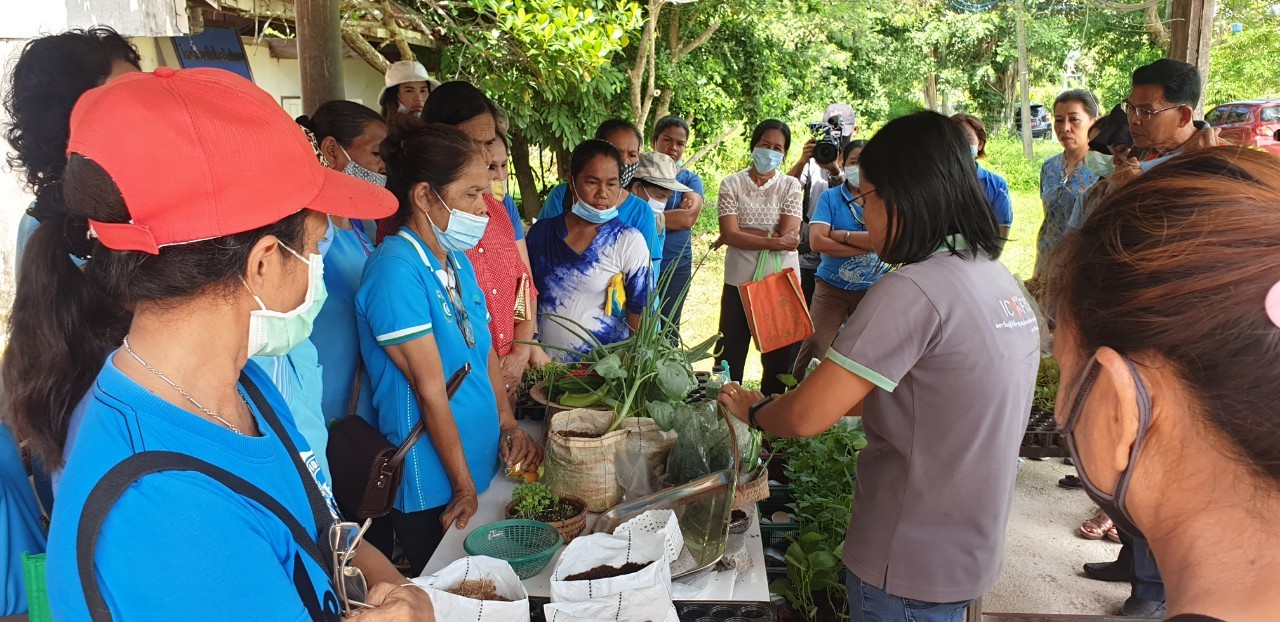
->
<box><xmin>1060</xmin><ymin>354</ymin><xmax>1153</xmax><ymax>540</ymax></box>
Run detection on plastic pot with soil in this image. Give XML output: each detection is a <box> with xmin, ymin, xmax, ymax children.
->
<box><xmin>505</xmin><ymin>485</ymin><xmax>589</xmax><ymax>544</ymax></box>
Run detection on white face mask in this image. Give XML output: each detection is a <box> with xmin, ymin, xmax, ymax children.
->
<box><xmin>243</xmin><ymin>241</ymin><xmax>327</xmax><ymax>357</ymax></box>
<box><xmin>641</xmin><ymin>186</ymin><xmax>667</xmax><ymax>215</ymax></box>
<box><xmin>843</xmin><ymin>165</ymin><xmax>860</xmax><ymax>188</ymax></box>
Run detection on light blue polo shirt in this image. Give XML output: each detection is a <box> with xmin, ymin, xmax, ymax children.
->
<box><xmin>976</xmin><ymin>165</ymin><xmax>1014</xmax><ymax>227</ymax></box>
<box><xmin>48</xmin><ymin>357</ymin><xmax>341</xmax><ymax>621</ymax></box>
<box><xmin>312</xmin><ymin>224</ymin><xmax>376</xmax><ymax>424</ymax></box>
<box><xmin>1</xmin><ymin>422</ymin><xmax>45</xmax><ymax>616</ymax></box>
<box><xmin>810</xmin><ymin>184</ymin><xmax>889</xmax><ymax>291</ymax></box>
<box><xmin>503</xmin><ymin>195</ymin><xmax>526</xmax><ymax>241</ymax></box>
<box><xmin>539</xmin><ymin>183</ymin><xmax>662</xmax><ymax>272</ymax></box>
<box><xmin>660</xmin><ymin>169</ymin><xmax>705</xmax><ymax>269</ymax></box>
<box><xmin>251</xmin><ymin>340</ymin><xmax>330</xmax><ymax>480</ymax></box>
<box><xmin>355</xmin><ymin>228</ymin><xmax>500</xmax><ymax>513</ymax></box>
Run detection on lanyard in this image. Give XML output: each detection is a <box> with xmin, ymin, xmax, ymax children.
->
<box><xmin>396</xmin><ymin>231</ymin><xmax>476</xmax><ymax>348</ymax></box>
<box><xmin>349</xmin><ymin>219</ymin><xmax>374</xmax><ymax>257</ymax></box>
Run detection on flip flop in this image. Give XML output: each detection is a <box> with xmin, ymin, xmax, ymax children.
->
<box><xmin>1080</xmin><ymin>510</ymin><xmax>1113</xmax><ymax>540</ymax></box>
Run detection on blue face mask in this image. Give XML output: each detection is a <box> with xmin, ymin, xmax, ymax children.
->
<box><xmin>969</xmin><ymin>144</ymin><xmax>980</xmax><ymax>159</ymax></box>
<box><xmin>317</xmin><ymin>216</ymin><xmax>336</xmax><ymax>257</ymax></box>
<box><xmin>1084</xmin><ymin>151</ymin><xmax>1116</xmax><ymax>178</ymax></box>
<box><xmin>571</xmin><ymin>198</ymin><xmax>618</xmax><ymax>224</ymax></box>
<box><xmin>752</xmin><ymin>147</ymin><xmax>784</xmax><ymax>174</ymax></box>
<box><xmin>425</xmin><ymin>190</ymin><xmax>488</xmax><ymax>252</ymax></box>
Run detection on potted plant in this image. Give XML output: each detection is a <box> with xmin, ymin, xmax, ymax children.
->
<box><xmin>505</xmin><ymin>482</ymin><xmax>588</xmax><ymax>544</ymax></box>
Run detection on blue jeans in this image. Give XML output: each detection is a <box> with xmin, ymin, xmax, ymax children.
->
<box><xmin>848</xmin><ymin>571</ymin><xmax>974</xmax><ymax>622</ymax></box>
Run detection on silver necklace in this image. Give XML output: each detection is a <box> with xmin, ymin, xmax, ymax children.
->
<box><xmin>121</xmin><ymin>336</ymin><xmax>245</xmax><ymax>435</ymax></box>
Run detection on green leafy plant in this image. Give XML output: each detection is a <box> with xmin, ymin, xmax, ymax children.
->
<box><xmin>768</xmin><ymin>528</ymin><xmax>847</xmax><ymax>622</ymax></box>
<box><xmin>510</xmin><ymin>482</ymin><xmax>579</xmax><ymax>522</ymax></box>
<box><xmin>1033</xmin><ymin>356</ymin><xmax>1060</xmax><ymax>414</ymax></box>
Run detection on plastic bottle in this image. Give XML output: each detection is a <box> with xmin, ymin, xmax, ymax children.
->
<box><xmin>706</xmin><ymin>360</ymin><xmax>729</xmax><ymax>400</ymax></box>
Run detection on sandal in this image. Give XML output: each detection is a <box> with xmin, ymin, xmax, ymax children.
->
<box><xmin>1079</xmin><ymin>510</ymin><xmax>1113</xmax><ymax>540</ymax></box>
<box><xmin>1106</xmin><ymin>526</ymin><xmax>1121</xmax><ymax>543</ymax></box>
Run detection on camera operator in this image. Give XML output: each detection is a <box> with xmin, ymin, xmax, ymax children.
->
<box><xmin>787</xmin><ymin>103</ymin><xmax>858</xmax><ymax>302</ymax></box>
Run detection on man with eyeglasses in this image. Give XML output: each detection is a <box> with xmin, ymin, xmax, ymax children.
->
<box><xmin>1072</xmin><ymin>58</ymin><xmax>1224</xmax><ymax>620</ymax></box>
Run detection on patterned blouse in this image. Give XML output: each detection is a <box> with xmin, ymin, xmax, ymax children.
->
<box><xmin>466</xmin><ymin>193</ymin><xmax>537</xmax><ymax>356</ymax></box>
<box><xmin>717</xmin><ymin>169</ymin><xmax>804</xmax><ymax>286</ymax></box>
<box><xmin>1036</xmin><ymin>153</ymin><xmax>1098</xmax><ymax>277</ymax></box>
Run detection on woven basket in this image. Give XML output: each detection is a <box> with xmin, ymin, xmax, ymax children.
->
<box><xmin>462</xmin><ymin>519</ymin><xmax>562</xmax><ymax>579</ymax></box>
<box><xmin>733</xmin><ymin>465</ymin><xmax>770</xmax><ymax>510</ymax></box>
<box><xmin>529</xmin><ymin>381</ymin><xmax>608</xmax><ymax>442</ymax></box>
<box><xmin>505</xmin><ymin>495</ymin><xmax>588</xmax><ymax>544</ymax></box>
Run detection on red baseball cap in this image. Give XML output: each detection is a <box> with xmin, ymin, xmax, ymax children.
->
<box><xmin>67</xmin><ymin>67</ymin><xmax>396</xmax><ymax>254</ymax></box>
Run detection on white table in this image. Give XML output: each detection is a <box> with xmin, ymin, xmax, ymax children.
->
<box><xmin>419</xmin><ymin>421</ymin><xmax>770</xmax><ymax>602</ymax></box>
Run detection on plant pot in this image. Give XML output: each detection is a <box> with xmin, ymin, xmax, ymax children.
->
<box><xmin>506</xmin><ymin>495</ymin><xmax>588</xmax><ymax>544</ymax></box>
<box><xmin>733</xmin><ymin>464</ymin><xmax>770</xmax><ymax>510</ymax></box>
<box><xmin>529</xmin><ymin>381</ymin><xmax>608</xmax><ymax>442</ymax></box>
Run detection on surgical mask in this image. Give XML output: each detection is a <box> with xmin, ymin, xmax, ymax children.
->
<box><xmin>425</xmin><ymin>189</ymin><xmax>488</xmax><ymax>253</ymax></box>
<box><xmin>752</xmin><ymin>148</ymin><xmax>784</xmax><ymax>174</ymax></box>
<box><xmin>843</xmin><ymin>165</ymin><xmax>860</xmax><ymax>188</ymax></box>
<box><xmin>640</xmin><ymin>186</ymin><xmax>666</xmax><ymax>215</ymax></box>
<box><xmin>244</xmin><ymin>242</ymin><xmax>327</xmax><ymax>357</ymax></box>
<box><xmin>571</xmin><ymin>197</ymin><xmax>618</xmax><ymax>224</ymax></box>
<box><xmin>317</xmin><ymin>217</ymin><xmax>335</xmax><ymax>258</ymax></box>
<box><xmin>620</xmin><ymin>161</ymin><xmax>639</xmax><ymax>188</ymax></box>
<box><xmin>340</xmin><ymin>146</ymin><xmax>387</xmax><ymax>187</ymax></box>
<box><xmin>1139</xmin><ymin>152</ymin><xmax>1178</xmax><ymax>172</ymax></box>
<box><xmin>969</xmin><ymin>144</ymin><xmax>980</xmax><ymax>159</ymax></box>
<box><xmin>489</xmin><ymin>179</ymin><xmax>507</xmax><ymax>201</ymax></box>
<box><xmin>1061</xmin><ymin>355</ymin><xmax>1152</xmax><ymax>541</ymax></box>
<box><xmin>1084</xmin><ymin>151</ymin><xmax>1115</xmax><ymax>178</ymax></box>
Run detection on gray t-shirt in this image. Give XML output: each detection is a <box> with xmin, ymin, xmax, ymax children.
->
<box><xmin>826</xmin><ymin>237</ymin><xmax>1039</xmax><ymax>603</ymax></box>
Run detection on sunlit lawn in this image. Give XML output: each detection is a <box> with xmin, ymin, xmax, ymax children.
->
<box><xmin>676</xmin><ymin>189</ymin><xmax>1043</xmax><ymax>384</ymax></box>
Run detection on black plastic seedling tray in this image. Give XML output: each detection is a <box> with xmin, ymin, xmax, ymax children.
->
<box><xmin>1020</xmin><ymin>407</ymin><xmax>1067</xmax><ymax>459</ymax></box>
<box><xmin>528</xmin><ymin>598</ymin><xmax>775</xmax><ymax>621</ymax></box>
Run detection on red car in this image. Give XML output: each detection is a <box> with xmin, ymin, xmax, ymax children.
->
<box><xmin>1205</xmin><ymin>99</ymin><xmax>1280</xmax><ymax>156</ymax></box>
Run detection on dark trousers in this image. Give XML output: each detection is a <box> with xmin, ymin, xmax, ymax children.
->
<box><xmin>716</xmin><ymin>283</ymin><xmax>797</xmax><ymax>396</ymax></box>
<box><xmin>1119</xmin><ymin>531</ymin><xmax>1166</xmax><ymax>602</ymax></box>
<box><xmin>800</xmin><ymin>266</ymin><xmax>817</xmax><ymax>305</ymax></box>
<box><xmin>387</xmin><ymin>506</ymin><xmax>447</xmax><ymax>577</ymax></box>
<box><xmin>659</xmin><ymin>260</ymin><xmax>693</xmax><ymax>329</ymax></box>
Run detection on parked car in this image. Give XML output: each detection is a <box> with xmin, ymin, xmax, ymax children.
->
<box><xmin>1015</xmin><ymin>103</ymin><xmax>1053</xmax><ymax>139</ymax></box>
<box><xmin>1205</xmin><ymin>99</ymin><xmax>1280</xmax><ymax>156</ymax></box>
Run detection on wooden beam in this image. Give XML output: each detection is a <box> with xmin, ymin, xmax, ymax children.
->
<box><xmin>297</xmin><ymin>0</ymin><xmax>345</xmax><ymax>114</ymax></box>
<box><xmin>1168</xmin><ymin>0</ymin><xmax>1215</xmax><ymax>115</ymax></box>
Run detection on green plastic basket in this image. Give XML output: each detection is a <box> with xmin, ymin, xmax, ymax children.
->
<box><xmin>463</xmin><ymin>519</ymin><xmax>562</xmax><ymax>579</ymax></box>
<box><xmin>23</xmin><ymin>552</ymin><xmax>51</xmax><ymax>622</ymax></box>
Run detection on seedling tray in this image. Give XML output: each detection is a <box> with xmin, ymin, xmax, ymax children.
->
<box><xmin>1020</xmin><ymin>407</ymin><xmax>1067</xmax><ymax>459</ymax></box>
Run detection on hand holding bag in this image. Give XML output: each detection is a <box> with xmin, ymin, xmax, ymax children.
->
<box><xmin>327</xmin><ymin>363</ymin><xmax>470</xmax><ymax>519</ymax></box>
<box><xmin>737</xmin><ymin>249</ymin><xmax>814</xmax><ymax>353</ymax></box>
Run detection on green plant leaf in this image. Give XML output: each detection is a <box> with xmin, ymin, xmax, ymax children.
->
<box><xmin>592</xmin><ymin>354</ymin><xmax>627</xmax><ymax>380</ymax></box>
<box><xmin>655</xmin><ymin>358</ymin><xmax>696</xmax><ymax>400</ymax></box>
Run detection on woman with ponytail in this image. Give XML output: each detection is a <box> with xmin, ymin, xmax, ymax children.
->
<box><xmin>7</xmin><ymin>68</ymin><xmax>430</xmax><ymax>620</ymax></box>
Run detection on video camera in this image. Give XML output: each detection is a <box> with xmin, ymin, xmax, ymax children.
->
<box><xmin>807</xmin><ymin>115</ymin><xmax>846</xmax><ymax>165</ymax></box>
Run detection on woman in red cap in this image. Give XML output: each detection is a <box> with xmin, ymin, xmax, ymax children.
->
<box><xmin>3</xmin><ymin>68</ymin><xmax>431</xmax><ymax>620</ymax></box>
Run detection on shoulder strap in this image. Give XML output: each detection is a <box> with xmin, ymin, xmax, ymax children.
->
<box><xmin>239</xmin><ymin>372</ymin><xmax>335</xmax><ymax>564</ymax></box>
<box><xmin>76</xmin><ymin>451</ymin><xmax>327</xmax><ymax>622</ymax></box>
<box><xmin>388</xmin><ymin>363</ymin><xmax>472</xmax><ymax>470</ymax></box>
<box><xmin>346</xmin><ymin>362</ymin><xmax>365</xmax><ymax>420</ymax></box>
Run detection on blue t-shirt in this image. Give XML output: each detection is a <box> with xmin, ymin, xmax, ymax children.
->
<box><xmin>1</xmin><ymin>423</ymin><xmax>45</xmax><ymax>616</ymax></box>
<box><xmin>526</xmin><ymin>216</ymin><xmax>652</xmax><ymax>361</ymax></box>
<box><xmin>503</xmin><ymin>195</ymin><xmax>525</xmax><ymax>241</ymax></box>
<box><xmin>48</xmin><ymin>357</ymin><xmax>341</xmax><ymax>621</ymax></box>
<box><xmin>355</xmin><ymin>228</ymin><xmax>500</xmax><ymax>512</ymax></box>
<box><xmin>312</xmin><ymin>224</ymin><xmax>376</xmax><ymax>424</ymax></box>
<box><xmin>976</xmin><ymin>165</ymin><xmax>1014</xmax><ymax>227</ymax></box>
<box><xmin>539</xmin><ymin>183</ymin><xmax>662</xmax><ymax>270</ymax></box>
<box><xmin>660</xmin><ymin>169</ymin><xmax>705</xmax><ymax>270</ymax></box>
<box><xmin>251</xmin><ymin>340</ymin><xmax>331</xmax><ymax>480</ymax></box>
<box><xmin>810</xmin><ymin>185</ymin><xmax>889</xmax><ymax>291</ymax></box>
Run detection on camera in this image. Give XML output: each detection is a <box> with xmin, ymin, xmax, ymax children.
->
<box><xmin>807</xmin><ymin>115</ymin><xmax>845</xmax><ymax>165</ymax></box>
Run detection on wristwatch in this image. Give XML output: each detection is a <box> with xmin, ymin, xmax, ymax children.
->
<box><xmin>748</xmin><ymin>395</ymin><xmax>775</xmax><ymax>432</ymax></box>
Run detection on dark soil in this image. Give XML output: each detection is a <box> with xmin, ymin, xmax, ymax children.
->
<box><xmin>556</xmin><ymin>430</ymin><xmax>603</xmax><ymax>439</ymax></box>
<box><xmin>445</xmin><ymin>579</ymin><xmax>509</xmax><ymax>601</ymax></box>
<box><xmin>564</xmin><ymin>561</ymin><xmax>651</xmax><ymax>581</ymax></box>
<box><xmin>539</xmin><ymin>500</ymin><xmax>582</xmax><ymax>522</ymax></box>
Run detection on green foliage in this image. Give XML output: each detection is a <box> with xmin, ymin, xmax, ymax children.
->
<box><xmin>1033</xmin><ymin>357</ymin><xmax>1061</xmax><ymax>414</ymax></box>
<box><xmin>1207</xmin><ymin>28</ymin><xmax>1280</xmax><ymax>106</ymax></box>
<box><xmin>768</xmin><ymin>528</ymin><xmax>846</xmax><ymax>621</ymax></box>
<box><xmin>510</xmin><ymin>482</ymin><xmax>560</xmax><ymax>520</ymax></box>
<box><xmin>982</xmin><ymin>134</ymin><xmax>1061</xmax><ymax>194</ymax></box>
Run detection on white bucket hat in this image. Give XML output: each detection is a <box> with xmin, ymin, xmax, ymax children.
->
<box><xmin>381</xmin><ymin>60</ymin><xmax>440</xmax><ymax>103</ymax></box>
<box><xmin>635</xmin><ymin>152</ymin><xmax>693</xmax><ymax>192</ymax></box>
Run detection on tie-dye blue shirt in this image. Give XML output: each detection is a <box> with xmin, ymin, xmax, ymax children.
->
<box><xmin>528</xmin><ymin>215</ymin><xmax>652</xmax><ymax>361</ymax></box>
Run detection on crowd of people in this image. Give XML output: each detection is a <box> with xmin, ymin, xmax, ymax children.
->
<box><xmin>0</xmin><ymin>26</ymin><xmax>1276</xmax><ymax>622</ymax></box>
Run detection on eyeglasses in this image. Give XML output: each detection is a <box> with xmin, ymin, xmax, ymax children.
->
<box><xmin>847</xmin><ymin>188</ymin><xmax>877</xmax><ymax>225</ymax></box>
<box><xmin>442</xmin><ymin>261</ymin><xmax>477</xmax><ymax>349</ymax></box>
<box><xmin>330</xmin><ymin>518</ymin><xmax>373</xmax><ymax>615</ymax></box>
<box><xmin>1121</xmin><ymin>102</ymin><xmax>1182</xmax><ymax>121</ymax></box>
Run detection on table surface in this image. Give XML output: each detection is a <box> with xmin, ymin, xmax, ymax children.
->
<box><xmin>419</xmin><ymin>420</ymin><xmax>770</xmax><ymax>602</ymax></box>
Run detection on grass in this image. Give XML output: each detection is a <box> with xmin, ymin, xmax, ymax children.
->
<box><xmin>676</xmin><ymin>135</ymin><xmax>1051</xmax><ymax>382</ymax></box>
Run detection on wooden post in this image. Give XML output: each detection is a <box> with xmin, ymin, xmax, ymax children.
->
<box><xmin>1168</xmin><ymin>0</ymin><xmax>1216</xmax><ymax>116</ymax></box>
<box><xmin>297</xmin><ymin>0</ymin><xmax>345</xmax><ymax>115</ymax></box>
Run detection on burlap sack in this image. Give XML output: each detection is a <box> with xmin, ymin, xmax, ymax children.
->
<box><xmin>544</xmin><ymin>410</ymin><xmax>676</xmax><ymax>512</ymax></box>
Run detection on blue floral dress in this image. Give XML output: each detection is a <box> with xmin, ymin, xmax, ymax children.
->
<box><xmin>1036</xmin><ymin>153</ymin><xmax>1098</xmax><ymax>277</ymax></box>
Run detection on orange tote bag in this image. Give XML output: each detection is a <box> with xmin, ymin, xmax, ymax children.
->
<box><xmin>737</xmin><ymin>250</ymin><xmax>814</xmax><ymax>353</ymax></box>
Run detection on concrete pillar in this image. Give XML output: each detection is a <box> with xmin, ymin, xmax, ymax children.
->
<box><xmin>296</xmin><ymin>0</ymin><xmax>344</xmax><ymax>115</ymax></box>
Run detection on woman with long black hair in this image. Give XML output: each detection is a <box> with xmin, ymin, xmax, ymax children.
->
<box><xmin>5</xmin><ymin>68</ymin><xmax>430</xmax><ymax>620</ymax></box>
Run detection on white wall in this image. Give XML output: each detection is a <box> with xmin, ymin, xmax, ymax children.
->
<box><xmin>0</xmin><ymin>0</ymin><xmax>190</xmax><ymax>38</ymax></box>
<box><xmin>0</xmin><ymin>34</ymin><xmax>387</xmax><ymax>315</ymax></box>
